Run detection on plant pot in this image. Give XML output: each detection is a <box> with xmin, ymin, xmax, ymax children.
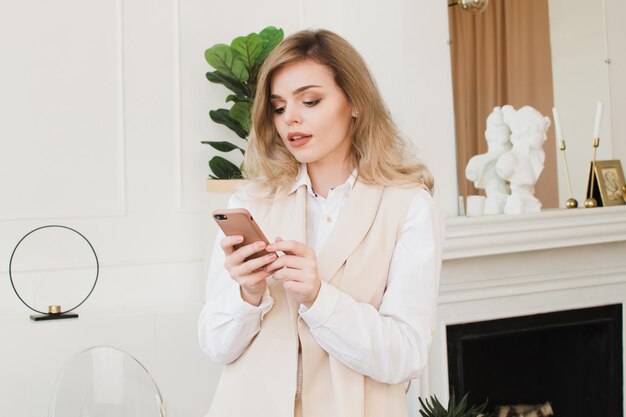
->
<box><xmin>205</xmin><ymin>179</ymin><xmax>249</xmax><ymax>194</ymax></box>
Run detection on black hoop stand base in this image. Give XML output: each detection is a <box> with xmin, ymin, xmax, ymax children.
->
<box><xmin>30</xmin><ymin>312</ymin><xmax>79</xmax><ymax>321</ymax></box>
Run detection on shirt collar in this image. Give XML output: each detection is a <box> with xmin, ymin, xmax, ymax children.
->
<box><xmin>289</xmin><ymin>164</ymin><xmax>358</xmax><ymax>196</ymax></box>
<box><xmin>289</xmin><ymin>164</ymin><xmax>315</xmax><ymax>196</ymax></box>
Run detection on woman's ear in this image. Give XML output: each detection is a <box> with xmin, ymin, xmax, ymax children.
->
<box><xmin>352</xmin><ymin>109</ymin><xmax>359</xmax><ymax>118</ymax></box>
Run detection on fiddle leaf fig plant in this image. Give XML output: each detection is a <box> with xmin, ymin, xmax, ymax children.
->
<box><xmin>202</xmin><ymin>26</ymin><xmax>284</xmax><ymax>179</ymax></box>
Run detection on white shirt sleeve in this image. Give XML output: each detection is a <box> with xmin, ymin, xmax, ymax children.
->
<box><xmin>197</xmin><ymin>190</ymin><xmax>274</xmax><ymax>364</ymax></box>
<box><xmin>299</xmin><ymin>189</ymin><xmax>444</xmax><ymax>384</ymax></box>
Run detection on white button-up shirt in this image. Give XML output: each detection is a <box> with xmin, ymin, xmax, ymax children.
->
<box><xmin>199</xmin><ymin>166</ymin><xmax>444</xmax><ymax>386</ymax></box>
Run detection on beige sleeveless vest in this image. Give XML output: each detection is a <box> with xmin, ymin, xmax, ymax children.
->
<box><xmin>207</xmin><ymin>180</ymin><xmax>420</xmax><ymax>417</ymax></box>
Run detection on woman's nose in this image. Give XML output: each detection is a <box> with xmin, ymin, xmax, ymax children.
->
<box><xmin>282</xmin><ymin>107</ymin><xmax>301</xmax><ymax>125</ymax></box>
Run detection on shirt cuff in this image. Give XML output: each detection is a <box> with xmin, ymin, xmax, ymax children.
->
<box><xmin>230</xmin><ymin>285</ymin><xmax>274</xmax><ymax>319</ymax></box>
<box><xmin>299</xmin><ymin>281</ymin><xmax>339</xmax><ymax>329</ymax></box>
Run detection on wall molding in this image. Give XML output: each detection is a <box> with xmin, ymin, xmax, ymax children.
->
<box><xmin>100</xmin><ymin>255</ymin><xmax>205</xmax><ymax>269</ymax></box>
<box><xmin>173</xmin><ymin>0</ymin><xmax>185</xmax><ymax>212</ymax></box>
<box><xmin>1</xmin><ymin>255</ymin><xmax>205</xmax><ymax>274</ymax></box>
<box><xmin>1</xmin><ymin>0</ymin><xmax>128</xmax><ymax>222</ymax></box>
<box><xmin>0</xmin><ymin>210</ymin><xmax>127</xmax><ymax>223</ymax></box>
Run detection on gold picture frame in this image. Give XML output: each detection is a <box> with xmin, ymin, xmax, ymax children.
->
<box><xmin>587</xmin><ymin>160</ymin><xmax>626</xmax><ymax>206</ymax></box>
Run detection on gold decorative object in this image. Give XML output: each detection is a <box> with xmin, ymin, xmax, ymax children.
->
<box><xmin>592</xmin><ymin>160</ymin><xmax>626</xmax><ymax>206</ymax></box>
<box><xmin>584</xmin><ymin>198</ymin><xmax>597</xmax><ymax>208</ymax></box>
<box><xmin>584</xmin><ymin>137</ymin><xmax>600</xmax><ymax>208</ymax></box>
<box><xmin>48</xmin><ymin>305</ymin><xmax>62</xmax><ymax>314</ymax></box>
<box><xmin>448</xmin><ymin>0</ymin><xmax>489</xmax><ymax>14</ymax></box>
<box><xmin>558</xmin><ymin>140</ymin><xmax>578</xmax><ymax>208</ymax></box>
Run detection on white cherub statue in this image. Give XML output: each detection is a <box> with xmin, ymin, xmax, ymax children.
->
<box><xmin>465</xmin><ymin>106</ymin><xmax>512</xmax><ymax>214</ymax></box>
<box><xmin>495</xmin><ymin>105</ymin><xmax>551</xmax><ymax>214</ymax></box>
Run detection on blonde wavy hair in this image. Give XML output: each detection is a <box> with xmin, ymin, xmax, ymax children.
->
<box><xmin>244</xmin><ymin>29</ymin><xmax>434</xmax><ymax>194</ymax></box>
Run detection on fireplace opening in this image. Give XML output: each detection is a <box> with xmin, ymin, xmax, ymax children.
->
<box><xmin>446</xmin><ymin>304</ymin><xmax>623</xmax><ymax>417</ymax></box>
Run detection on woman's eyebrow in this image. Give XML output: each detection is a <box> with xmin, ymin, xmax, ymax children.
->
<box><xmin>270</xmin><ymin>84</ymin><xmax>322</xmax><ymax>99</ymax></box>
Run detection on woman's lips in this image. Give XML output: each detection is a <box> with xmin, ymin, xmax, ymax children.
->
<box><xmin>287</xmin><ymin>133</ymin><xmax>312</xmax><ymax>148</ymax></box>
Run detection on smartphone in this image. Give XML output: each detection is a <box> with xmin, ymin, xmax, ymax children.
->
<box><xmin>212</xmin><ymin>208</ymin><xmax>270</xmax><ymax>261</ymax></box>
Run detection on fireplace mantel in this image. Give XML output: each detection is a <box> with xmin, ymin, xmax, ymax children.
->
<box><xmin>415</xmin><ymin>205</ymin><xmax>626</xmax><ymax>416</ymax></box>
<box><xmin>443</xmin><ymin>205</ymin><xmax>626</xmax><ymax>260</ymax></box>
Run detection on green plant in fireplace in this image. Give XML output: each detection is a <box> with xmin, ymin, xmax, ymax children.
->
<box><xmin>418</xmin><ymin>390</ymin><xmax>491</xmax><ymax>417</ymax></box>
<box><xmin>202</xmin><ymin>26</ymin><xmax>284</xmax><ymax>179</ymax></box>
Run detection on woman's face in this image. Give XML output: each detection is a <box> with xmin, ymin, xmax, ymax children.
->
<box><xmin>270</xmin><ymin>59</ymin><xmax>355</xmax><ymax>170</ymax></box>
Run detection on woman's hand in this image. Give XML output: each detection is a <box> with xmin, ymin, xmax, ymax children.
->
<box><xmin>265</xmin><ymin>238</ymin><xmax>321</xmax><ymax>308</ymax></box>
<box><xmin>221</xmin><ymin>235</ymin><xmax>278</xmax><ymax>306</ymax></box>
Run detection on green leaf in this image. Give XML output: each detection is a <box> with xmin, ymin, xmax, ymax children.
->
<box><xmin>418</xmin><ymin>397</ymin><xmax>433</xmax><ymax>417</ymax></box>
<box><xmin>210</xmin><ymin>108</ymin><xmax>248</xmax><ymax>139</ymax></box>
<box><xmin>226</xmin><ymin>94</ymin><xmax>251</xmax><ymax>103</ymax></box>
<box><xmin>257</xmin><ymin>26</ymin><xmax>284</xmax><ymax>65</ymax></box>
<box><xmin>201</xmin><ymin>140</ymin><xmax>245</xmax><ymax>154</ymax></box>
<box><xmin>231</xmin><ymin>33</ymin><xmax>263</xmax><ymax>73</ymax></box>
<box><xmin>206</xmin><ymin>71</ymin><xmax>248</xmax><ymax>97</ymax></box>
<box><xmin>433</xmin><ymin>397</ymin><xmax>447</xmax><ymax>415</ymax></box>
<box><xmin>449</xmin><ymin>391</ymin><xmax>460</xmax><ymax>415</ymax></box>
<box><xmin>209</xmin><ymin>156</ymin><xmax>243</xmax><ymax>179</ymax></box>
<box><xmin>205</xmin><ymin>44</ymin><xmax>249</xmax><ymax>82</ymax></box>
<box><xmin>419</xmin><ymin>396</ymin><xmax>440</xmax><ymax>417</ymax></box>
<box><xmin>229</xmin><ymin>101</ymin><xmax>251</xmax><ymax>133</ymax></box>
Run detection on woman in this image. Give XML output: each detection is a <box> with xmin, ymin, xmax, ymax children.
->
<box><xmin>199</xmin><ymin>29</ymin><xmax>443</xmax><ymax>417</ymax></box>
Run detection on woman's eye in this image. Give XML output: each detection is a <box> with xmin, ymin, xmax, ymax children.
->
<box><xmin>273</xmin><ymin>106</ymin><xmax>285</xmax><ymax>114</ymax></box>
<box><xmin>304</xmin><ymin>99</ymin><xmax>321</xmax><ymax>107</ymax></box>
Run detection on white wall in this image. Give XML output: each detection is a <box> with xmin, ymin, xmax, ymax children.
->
<box><xmin>1</xmin><ymin>0</ymin><xmax>624</xmax><ymax>416</ymax></box>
